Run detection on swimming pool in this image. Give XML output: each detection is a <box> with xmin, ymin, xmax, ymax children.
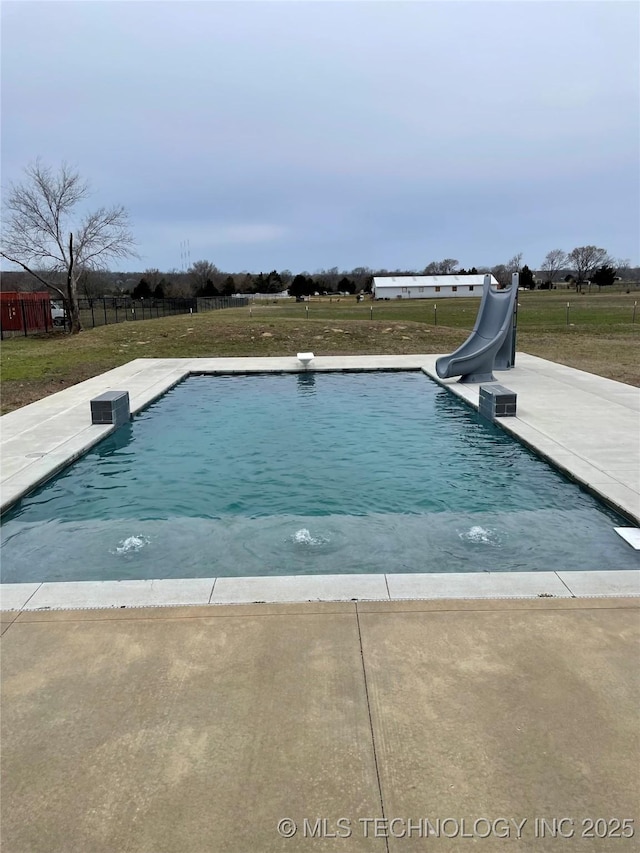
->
<box><xmin>1</xmin><ymin>372</ymin><xmax>636</xmax><ymax>583</ymax></box>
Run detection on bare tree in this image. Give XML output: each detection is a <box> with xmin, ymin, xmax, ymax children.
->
<box><xmin>491</xmin><ymin>253</ymin><xmax>523</xmax><ymax>288</ymax></box>
<box><xmin>506</xmin><ymin>252</ymin><xmax>523</xmax><ymax>273</ymax></box>
<box><xmin>615</xmin><ymin>258</ymin><xmax>631</xmax><ymax>280</ymax></box>
<box><xmin>188</xmin><ymin>259</ymin><xmax>220</xmax><ymax>295</ymax></box>
<box><xmin>1</xmin><ymin>160</ymin><xmax>137</xmax><ymax>333</ymax></box>
<box><xmin>540</xmin><ymin>249</ymin><xmax>568</xmax><ymax>286</ymax></box>
<box><xmin>439</xmin><ymin>258</ymin><xmax>459</xmax><ymax>274</ymax></box>
<box><xmin>567</xmin><ymin>246</ymin><xmax>611</xmax><ymax>292</ymax></box>
<box><xmin>163</xmin><ymin>269</ymin><xmax>193</xmax><ymax>297</ymax></box>
<box><xmin>77</xmin><ymin>269</ymin><xmax>114</xmax><ymax>301</ymax></box>
<box><xmin>321</xmin><ymin>266</ymin><xmax>340</xmax><ymax>292</ymax></box>
<box><xmin>491</xmin><ymin>264</ymin><xmax>510</xmax><ymax>288</ymax></box>
<box><xmin>423</xmin><ymin>259</ymin><xmax>459</xmax><ymax>275</ymax></box>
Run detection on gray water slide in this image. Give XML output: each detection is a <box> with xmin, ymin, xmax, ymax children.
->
<box><xmin>435</xmin><ymin>275</ymin><xmax>518</xmax><ymax>383</ymax></box>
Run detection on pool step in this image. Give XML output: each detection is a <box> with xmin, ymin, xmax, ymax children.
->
<box><xmin>614</xmin><ymin>528</ymin><xmax>640</xmax><ymax>549</ymax></box>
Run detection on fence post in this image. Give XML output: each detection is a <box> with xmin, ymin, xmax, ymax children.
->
<box><xmin>566</xmin><ymin>302</ymin><xmax>570</xmax><ymax>326</ymax></box>
<box><xmin>91</xmin><ymin>301</ymin><xmax>95</xmax><ymax>327</ymax></box>
<box><xmin>103</xmin><ymin>299</ymin><xmax>108</xmax><ymax>326</ymax></box>
<box><xmin>42</xmin><ymin>298</ymin><xmax>49</xmax><ymax>331</ymax></box>
<box><xmin>115</xmin><ymin>302</ymin><xmax>118</xmax><ymax>323</ymax></box>
<box><xmin>20</xmin><ymin>299</ymin><xmax>28</xmax><ymax>336</ymax></box>
<box><xmin>634</xmin><ymin>301</ymin><xmax>637</xmax><ymax>324</ymax></box>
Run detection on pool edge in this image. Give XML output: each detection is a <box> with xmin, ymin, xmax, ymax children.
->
<box><xmin>2</xmin><ymin>570</ymin><xmax>639</xmax><ymax>612</ymax></box>
<box><xmin>2</xmin><ymin>355</ymin><xmax>638</xmax><ymax>611</ymax></box>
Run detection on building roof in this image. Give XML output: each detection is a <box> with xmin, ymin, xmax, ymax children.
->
<box><xmin>373</xmin><ymin>274</ymin><xmax>498</xmax><ymax>288</ymax></box>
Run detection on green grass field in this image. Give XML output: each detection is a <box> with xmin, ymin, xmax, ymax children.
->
<box><xmin>1</xmin><ymin>289</ymin><xmax>638</xmax><ymax>413</ymax></box>
<box><xmin>265</xmin><ymin>289</ymin><xmax>638</xmax><ymax>327</ymax></box>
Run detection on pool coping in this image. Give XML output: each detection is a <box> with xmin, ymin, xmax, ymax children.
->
<box><xmin>1</xmin><ymin>353</ymin><xmax>639</xmax><ymax>610</ymax></box>
<box><xmin>1</xmin><ymin>570</ymin><xmax>639</xmax><ymax>612</ymax></box>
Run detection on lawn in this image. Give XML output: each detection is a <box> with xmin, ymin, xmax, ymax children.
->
<box><xmin>1</xmin><ymin>289</ymin><xmax>638</xmax><ymax>413</ymax></box>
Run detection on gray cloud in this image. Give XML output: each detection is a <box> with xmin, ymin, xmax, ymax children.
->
<box><xmin>2</xmin><ymin>1</ymin><xmax>638</xmax><ymax>272</ymax></box>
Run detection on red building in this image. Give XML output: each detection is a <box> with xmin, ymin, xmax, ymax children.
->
<box><xmin>0</xmin><ymin>292</ymin><xmax>53</xmax><ymax>335</ymax></box>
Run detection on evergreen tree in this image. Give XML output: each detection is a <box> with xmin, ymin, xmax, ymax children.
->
<box><xmin>196</xmin><ymin>279</ymin><xmax>219</xmax><ymax>297</ymax></box>
<box><xmin>289</xmin><ymin>274</ymin><xmax>308</xmax><ymax>298</ymax></box>
<box><xmin>265</xmin><ymin>270</ymin><xmax>282</xmax><ymax>293</ymax></box>
<box><xmin>133</xmin><ymin>279</ymin><xmax>152</xmax><ymax>299</ymax></box>
<box><xmin>338</xmin><ymin>276</ymin><xmax>356</xmax><ymax>294</ymax></box>
<box><xmin>520</xmin><ymin>265</ymin><xmax>535</xmax><ymax>290</ymax></box>
<box><xmin>592</xmin><ymin>265</ymin><xmax>617</xmax><ymax>289</ymax></box>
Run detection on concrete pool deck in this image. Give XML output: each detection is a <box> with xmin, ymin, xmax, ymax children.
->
<box><xmin>0</xmin><ymin>353</ymin><xmax>638</xmax><ymax>610</ymax></box>
<box><xmin>2</xmin><ymin>597</ymin><xmax>639</xmax><ymax>851</ymax></box>
<box><xmin>2</xmin><ymin>356</ymin><xmax>639</xmax><ymax>851</ymax></box>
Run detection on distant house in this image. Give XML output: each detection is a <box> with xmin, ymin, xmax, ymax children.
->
<box><xmin>234</xmin><ymin>291</ymin><xmax>291</xmax><ymax>300</ymax></box>
<box><xmin>531</xmin><ymin>270</ymin><xmax>576</xmax><ymax>288</ymax></box>
<box><xmin>372</xmin><ymin>274</ymin><xmax>498</xmax><ymax>300</ymax></box>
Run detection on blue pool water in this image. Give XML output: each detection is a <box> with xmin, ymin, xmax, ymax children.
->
<box><xmin>1</xmin><ymin>372</ymin><xmax>637</xmax><ymax>582</ymax></box>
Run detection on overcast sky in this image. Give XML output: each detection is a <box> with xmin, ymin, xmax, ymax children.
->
<box><xmin>2</xmin><ymin>1</ymin><xmax>639</xmax><ymax>273</ymax></box>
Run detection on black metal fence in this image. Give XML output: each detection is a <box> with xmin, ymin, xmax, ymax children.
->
<box><xmin>0</xmin><ymin>295</ymin><xmax>249</xmax><ymax>339</ymax></box>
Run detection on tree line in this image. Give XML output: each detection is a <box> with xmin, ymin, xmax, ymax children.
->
<box><xmin>86</xmin><ymin>249</ymin><xmax>640</xmax><ymax>303</ymax></box>
<box><xmin>1</xmin><ymin>160</ymin><xmax>637</xmax><ymax>334</ymax></box>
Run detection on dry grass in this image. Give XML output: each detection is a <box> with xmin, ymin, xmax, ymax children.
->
<box><xmin>520</xmin><ymin>332</ymin><xmax>640</xmax><ymax>387</ymax></box>
<box><xmin>1</xmin><ymin>291</ymin><xmax>638</xmax><ymax>414</ymax></box>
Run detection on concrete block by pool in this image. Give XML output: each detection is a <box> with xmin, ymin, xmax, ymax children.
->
<box><xmin>90</xmin><ymin>390</ymin><xmax>130</xmax><ymax>426</ymax></box>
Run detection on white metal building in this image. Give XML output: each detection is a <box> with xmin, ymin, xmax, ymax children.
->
<box><xmin>372</xmin><ymin>274</ymin><xmax>498</xmax><ymax>299</ymax></box>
